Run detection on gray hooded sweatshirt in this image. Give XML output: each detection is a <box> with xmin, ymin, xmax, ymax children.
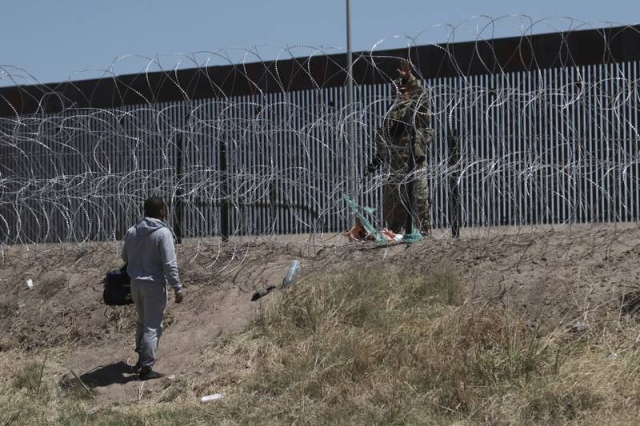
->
<box><xmin>121</xmin><ymin>217</ymin><xmax>182</xmax><ymax>294</ymax></box>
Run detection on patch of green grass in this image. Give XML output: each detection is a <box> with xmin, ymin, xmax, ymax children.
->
<box><xmin>523</xmin><ymin>383</ymin><xmax>602</xmax><ymax>424</ymax></box>
<box><xmin>58</xmin><ymin>373</ymin><xmax>95</xmax><ymax>401</ymax></box>
<box><xmin>12</xmin><ymin>360</ymin><xmax>48</xmax><ymax>396</ymax></box>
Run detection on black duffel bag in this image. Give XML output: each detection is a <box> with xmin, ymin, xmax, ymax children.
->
<box><xmin>103</xmin><ymin>264</ymin><xmax>133</xmax><ymax>306</ymax></box>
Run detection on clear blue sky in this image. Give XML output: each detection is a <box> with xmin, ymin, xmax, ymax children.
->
<box><xmin>1</xmin><ymin>0</ymin><xmax>638</xmax><ymax>86</ymax></box>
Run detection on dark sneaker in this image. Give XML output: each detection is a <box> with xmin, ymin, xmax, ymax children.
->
<box><xmin>132</xmin><ymin>362</ymin><xmax>142</xmax><ymax>374</ymax></box>
<box><xmin>139</xmin><ymin>368</ymin><xmax>165</xmax><ymax>381</ymax></box>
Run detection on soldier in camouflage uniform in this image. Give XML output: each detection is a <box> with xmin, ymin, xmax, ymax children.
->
<box><xmin>367</xmin><ymin>60</ymin><xmax>434</xmax><ymax>235</ymax></box>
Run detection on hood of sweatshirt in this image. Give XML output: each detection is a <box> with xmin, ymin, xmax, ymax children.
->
<box><xmin>135</xmin><ymin>217</ymin><xmax>167</xmax><ymax>236</ymax></box>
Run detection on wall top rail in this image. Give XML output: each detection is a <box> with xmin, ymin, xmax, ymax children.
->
<box><xmin>1</xmin><ymin>25</ymin><xmax>639</xmax><ymax>117</ymax></box>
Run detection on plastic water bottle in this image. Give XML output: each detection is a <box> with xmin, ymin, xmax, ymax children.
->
<box><xmin>200</xmin><ymin>393</ymin><xmax>224</xmax><ymax>402</ymax></box>
<box><xmin>282</xmin><ymin>259</ymin><xmax>301</xmax><ymax>288</ymax></box>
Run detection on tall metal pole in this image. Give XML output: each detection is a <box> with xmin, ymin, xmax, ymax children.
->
<box><xmin>346</xmin><ymin>0</ymin><xmax>356</xmax><ymax>227</ymax></box>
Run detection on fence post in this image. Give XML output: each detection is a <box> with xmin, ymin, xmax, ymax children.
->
<box><xmin>448</xmin><ymin>127</ymin><xmax>461</xmax><ymax>238</ymax></box>
<box><xmin>174</xmin><ymin>133</ymin><xmax>183</xmax><ymax>244</ymax></box>
<box><xmin>220</xmin><ymin>138</ymin><xmax>230</xmax><ymax>242</ymax></box>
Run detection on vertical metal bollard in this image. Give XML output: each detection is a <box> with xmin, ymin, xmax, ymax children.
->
<box><xmin>175</xmin><ymin>133</ymin><xmax>184</xmax><ymax>244</ymax></box>
<box><xmin>220</xmin><ymin>137</ymin><xmax>229</xmax><ymax>242</ymax></box>
<box><xmin>448</xmin><ymin>127</ymin><xmax>461</xmax><ymax>239</ymax></box>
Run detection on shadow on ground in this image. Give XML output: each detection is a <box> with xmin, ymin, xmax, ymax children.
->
<box><xmin>79</xmin><ymin>361</ymin><xmax>138</xmax><ymax>387</ymax></box>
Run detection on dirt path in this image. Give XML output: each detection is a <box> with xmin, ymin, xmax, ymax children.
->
<box><xmin>65</xmin><ymin>284</ymin><xmax>258</xmax><ymax>405</ymax></box>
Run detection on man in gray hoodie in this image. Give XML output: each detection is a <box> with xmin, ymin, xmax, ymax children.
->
<box><xmin>122</xmin><ymin>196</ymin><xmax>184</xmax><ymax>380</ymax></box>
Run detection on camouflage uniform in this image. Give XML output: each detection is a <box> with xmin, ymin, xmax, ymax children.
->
<box><xmin>371</xmin><ymin>74</ymin><xmax>434</xmax><ymax>234</ymax></box>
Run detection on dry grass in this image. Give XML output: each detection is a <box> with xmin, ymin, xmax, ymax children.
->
<box><xmin>185</xmin><ymin>266</ymin><xmax>640</xmax><ymax>424</ymax></box>
<box><xmin>2</xmin><ymin>265</ymin><xmax>640</xmax><ymax>425</ymax></box>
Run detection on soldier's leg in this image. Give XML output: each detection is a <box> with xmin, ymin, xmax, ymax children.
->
<box><xmin>414</xmin><ymin>177</ymin><xmax>431</xmax><ymax>235</ymax></box>
<box><xmin>383</xmin><ymin>183</ymin><xmax>405</xmax><ymax>234</ymax></box>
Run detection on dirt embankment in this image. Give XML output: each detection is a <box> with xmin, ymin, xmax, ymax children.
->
<box><xmin>1</xmin><ymin>224</ymin><xmax>638</xmax><ymax>405</ymax></box>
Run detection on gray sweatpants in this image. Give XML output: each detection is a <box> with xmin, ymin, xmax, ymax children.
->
<box><xmin>131</xmin><ymin>279</ymin><xmax>168</xmax><ymax>368</ymax></box>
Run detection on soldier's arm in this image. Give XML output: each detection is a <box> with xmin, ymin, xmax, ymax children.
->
<box><xmin>397</xmin><ymin>60</ymin><xmax>424</xmax><ymax>99</ymax></box>
<box><xmin>402</xmin><ymin>74</ymin><xmax>424</xmax><ymax>99</ymax></box>
<box><xmin>400</xmin><ymin>94</ymin><xmax>431</xmax><ymax>164</ymax></box>
<box><xmin>366</xmin><ymin>126</ymin><xmax>387</xmax><ymax>174</ymax></box>
<box><xmin>400</xmin><ymin>69</ymin><xmax>432</xmax><ymax>162</ymax></box>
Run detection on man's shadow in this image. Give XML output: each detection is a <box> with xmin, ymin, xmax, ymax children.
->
<box><xmin>79</xmin><ymin>361</ymin><xmax>138</xmax><ymax>387</ymax></box>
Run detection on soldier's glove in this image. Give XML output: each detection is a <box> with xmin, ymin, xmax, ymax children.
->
<box><xmin>365</xmin><ymin>163</ymin><xmax>376</xmax><ymax>176</ymax></box>
<box><xmin>365</xmin><ymin>156</ymin><xmax>382</xmax><ymax>176</ymax></box>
